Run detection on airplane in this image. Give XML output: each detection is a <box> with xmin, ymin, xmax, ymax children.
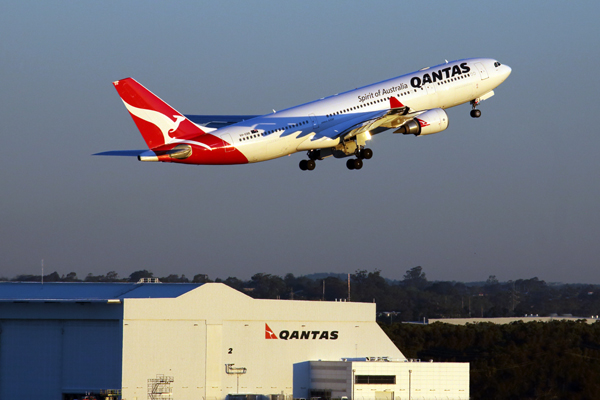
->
<box><xmin>98</xmin><ymin>58</ymin><xmax>511</xmax><ymax>170</ymax></box>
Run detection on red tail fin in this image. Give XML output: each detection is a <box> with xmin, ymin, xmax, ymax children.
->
<box><xmin>113</xmin><ymin>78</ymin><xmax>205</xmax><ymax>149</ymax></box>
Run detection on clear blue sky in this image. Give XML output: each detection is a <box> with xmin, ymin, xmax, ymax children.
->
<box><xmin>1</xmin><ymin>1</ymin><xmax>599</xmax><ymax>283</ymax></box>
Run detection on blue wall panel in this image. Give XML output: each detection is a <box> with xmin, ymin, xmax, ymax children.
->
<box><xmin>0</xmin><ymin>320</ymin><xmax>62</xmax><ymax>400</ymax></box>
<box><xmin>0</xmin><ymin>319</ymin><xmax>122</xmax><ymax>399</ymax></box>
<box><xmin>62</xmin><ymin>320</ymin><xmax>122</xmax><ymax>392</ymax></box>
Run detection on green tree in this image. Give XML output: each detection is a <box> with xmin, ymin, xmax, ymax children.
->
<box><xmin>222</xmin><ymin>276</ymin><xmax>244</xmax><ymax>291</ymax></box>
<box><xmin>128</xmin><ymin>270</ymin><xmax>153</xmax><ymax>282</ymax></box>
<box><xmin>249</xmin><ymin>273</ymin><xmax>286</xmax><ymax>299</ymax></box>
<box><xmin>403</xmin><ymin>266</ymin><xmax>427</xmax><ymax>289</ymax></box>
<box><xmin>106</xmin><ymin>271</ymin><xmax>119</xmax><ymax>281</ymax></box>
<box><xmin>63</xmin><ymin>272</ymin><xmax>79</xmax><ymax>282</ymax></box>
<box><xmin>382</xmin><ymin>320</ymin><xmax>600</xmax><ymax>400</ymax></box>
<box><xmin>193</xmin><ymin>274</ymin><xmax>210</xmax><ymax>283</ymax></box>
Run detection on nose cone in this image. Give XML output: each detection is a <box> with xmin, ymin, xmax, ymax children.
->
<box><xmin>500</xmin><ymin>64</ymin><xmax>512</xmax><ymax>81</ymax></box>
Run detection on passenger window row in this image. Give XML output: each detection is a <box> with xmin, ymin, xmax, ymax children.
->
<box><xmin>437</xmin><ymin>73</ymin><xmax>471</xmax><ymax>86</ymax></box>
<box><xmin>325</xmin><ymin>90</ymin><xmax>416</xmax><ymax>118</ymax></box>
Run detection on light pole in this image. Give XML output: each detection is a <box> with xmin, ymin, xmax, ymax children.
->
<box><xmin>352</xmin><ymin>369</ymin><xmax>356</xmax><ymax>400</ymax></box>
<box><xmin>408</xmin><ymin>370</ymin><xmax>412</xmax><ymax>400</ymax></box>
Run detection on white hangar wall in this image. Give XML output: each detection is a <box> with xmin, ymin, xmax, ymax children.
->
<box><xmin>121</xmin><ymin>283</ymin><xmax>405</xmax><ymax>400</ymax></box>
<box><xmin>0</xmin><ymin>283</ymin><xmax>471</xmax><ymax>400</ymax></box>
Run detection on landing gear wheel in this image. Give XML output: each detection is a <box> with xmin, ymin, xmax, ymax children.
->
<box><xmin>360</xmin><ymin>148</ymin><xmax>373</xmax><ymax>160</ymax></box>
<box><xmin>346</xmin><ymin>159</ymin><xmax>355</xmax><ymax>170</ymax></box>
<box><xmin>300</xmin><ymin>159</ymin><xmax>316</xmax><ymax>171</ymax></box>
<box><xmin>470</xmin><ymin>109</ymin><xmax>481</xmax><ymax>118</ymax></box>
<box><xmin>353</xmin><ymin>158</ymin><xmax>363</xmax><ymax>170</ymax></box>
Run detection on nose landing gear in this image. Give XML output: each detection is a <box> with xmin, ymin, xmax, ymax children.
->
<box><xmin>470</xmin><ymin>109</ymin><xmax>481</xmax><ymax>118</ymax></box>
<box><xmin>470</xmin><ymin>99</ymin><xmax>482</xmax><ymax>118</ymax></box>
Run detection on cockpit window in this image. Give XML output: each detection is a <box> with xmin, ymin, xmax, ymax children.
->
<box><xmin>494</xmin><ymin>62</ymin><xmax>502</xmax><ymax>67</ymax></box>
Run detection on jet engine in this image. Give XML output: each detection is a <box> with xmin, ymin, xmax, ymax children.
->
<box><xmin>394</xmin><ymin>108</ymin><xmax>449</xmax><ymax>136</ymax></box>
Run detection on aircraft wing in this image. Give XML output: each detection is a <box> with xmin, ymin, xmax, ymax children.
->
<box><xmin>185</xmin><ymin>99</ymin><xmax>417</xmax><ymax>139</ymax></box>
<box><xmin>339</xmin><ymin>108</ymin><xmax>415</xmax><ymax>140</ymax></box>
<box><xmin>185</xmin><ymin>115</ymin><xmax>259</xmax><ymax>129</ymax></box>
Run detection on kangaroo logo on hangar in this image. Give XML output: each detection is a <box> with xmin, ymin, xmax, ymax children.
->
<box><xmin>264</xmin><ymin>323</ymin><xmax>339</xmax><ymax>340</ymax></box>
<box><xmin>265</xmin><ymin>323</ymin><xmax>278</xmax><ymax>339</ymax></box>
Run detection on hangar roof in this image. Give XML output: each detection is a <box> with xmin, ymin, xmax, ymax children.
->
<box><xmin>0</xmin><ymin>282</ymin><xmax>202</xmax><ymax>302</ymax></box>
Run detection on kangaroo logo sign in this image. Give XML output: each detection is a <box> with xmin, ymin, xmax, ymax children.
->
<box><xmin>265</xmin><ymin>323</ymin><xmax>339</xmax><ymax>340</ymax></box>
<box><xmin>265</xmin><ymin>323</ymin><xmax>278</xmax><ymax>339</ymax></box>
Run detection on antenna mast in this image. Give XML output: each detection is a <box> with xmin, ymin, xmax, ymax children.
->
<box><xmin>347</xmin><ymin>273</ymin><xmax>351</xmax><ymax>302</ymax></box>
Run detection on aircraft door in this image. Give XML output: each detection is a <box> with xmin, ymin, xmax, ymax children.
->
<box><xmin>425</xmin><ymin>82</ymin><xmax>436</xmax><ymax>95</ymax></box>
<box><xmin>222</xmin><ymin>133</ymin><xmax>234</xmax><ymax>152</ymax></box>
<box><xmin>309</xmin><ymin>113</ymin><xmax>320</xmax><ymax>129</ymax></box>
<box><xmin>475</xmin><ymin>62</ymin><xmax>489</xmax><ymax>80</ymax></box>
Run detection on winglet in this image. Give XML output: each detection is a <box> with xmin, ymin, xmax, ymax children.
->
<box><xmin>113</xmin><ymin>78</ymin><xmax>206</xmax><ymax>149</ymax></box>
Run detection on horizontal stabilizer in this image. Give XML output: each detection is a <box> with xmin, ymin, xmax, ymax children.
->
<box><xmin>93</xmin><ymin>150</ymin><xmax>147</xmax><ymax>156</ymax></box>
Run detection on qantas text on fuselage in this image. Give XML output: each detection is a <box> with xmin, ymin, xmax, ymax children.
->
<box><xmin>99</xmin><ymin>58</ymin><xmax>511</xmax><ymax>171</ymax></box>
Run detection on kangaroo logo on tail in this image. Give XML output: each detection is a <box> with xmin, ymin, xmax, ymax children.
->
<box><xmin>113</xmin><ymin>78</ymin><xmax>207</xmax><ymax>149</ymax></box>
<box><xmin>122</xmin><ymin>100</ymin><xmax>186</xmax><ymax>144</ymax></box>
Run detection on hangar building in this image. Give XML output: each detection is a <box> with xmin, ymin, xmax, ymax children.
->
<box><xmin>0</xmin><ymin>282</ymin><xmax>468</xmax><ymax>400</ymax></box>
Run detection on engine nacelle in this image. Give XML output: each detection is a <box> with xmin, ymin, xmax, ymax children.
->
<box><xmin>394</xmin><ymin>108</ymin><xmax>449</xmax><ymax>136</ymax></box>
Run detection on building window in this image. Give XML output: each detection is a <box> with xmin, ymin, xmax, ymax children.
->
<box><xmin>355</xmin><ymin>375</ymin><xmax>396</xmax><ymax>384</ymax></box>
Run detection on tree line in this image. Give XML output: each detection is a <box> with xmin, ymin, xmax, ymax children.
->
<box><xmin>3</xmin><ymin>267</ymin><xmax>600</xmax><ymax>321</ymax></box>
<box><xmin>383</xmin><ymin>320</ymin><xmax>600</xmax><ymax>399</ymax></box>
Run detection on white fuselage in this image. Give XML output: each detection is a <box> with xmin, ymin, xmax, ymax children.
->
<box><xmin>211</xmin><ymin>58</ymin><xmax>511</xmax><ymax>162</ymax></box>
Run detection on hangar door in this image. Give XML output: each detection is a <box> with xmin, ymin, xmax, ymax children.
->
<box><xmin>0</xmin><ymin>319</ymin><xmax>122</xmax><ymax>400</ymax></box>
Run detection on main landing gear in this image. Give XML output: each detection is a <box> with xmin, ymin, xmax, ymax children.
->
<box><xmin>346</xmin><ymin>147</ymin><xmax>373</xmax><ymax>170</ymax></box>
<box><xmin>346</xmin><ymin>158</ymin><xmax>363</xmax><ymax>170</ymax></box>
<box><xmin>470</xmin><ymin>99</ymin><xmax>482</xmax><ymax>118</ymax></box>
<box><xmin>299</xmin><ymin>159</ymin><xmax>316</xmax><ymax>171</ymax></box>
<box><xmin>299</xmin><ymin>150</ymin><xmax>320</xmax><ymax>171</ymax></box>
<box><xmin>298</xmin><ymin>147</ymin><xmax>373</xmax><ymax>171</ymax></box>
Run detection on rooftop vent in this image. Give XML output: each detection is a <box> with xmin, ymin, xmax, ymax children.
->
<box><xmin>138</xmin><ymin>278</ymin><xmax>161</xmax><ymax>284</ymax></box>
